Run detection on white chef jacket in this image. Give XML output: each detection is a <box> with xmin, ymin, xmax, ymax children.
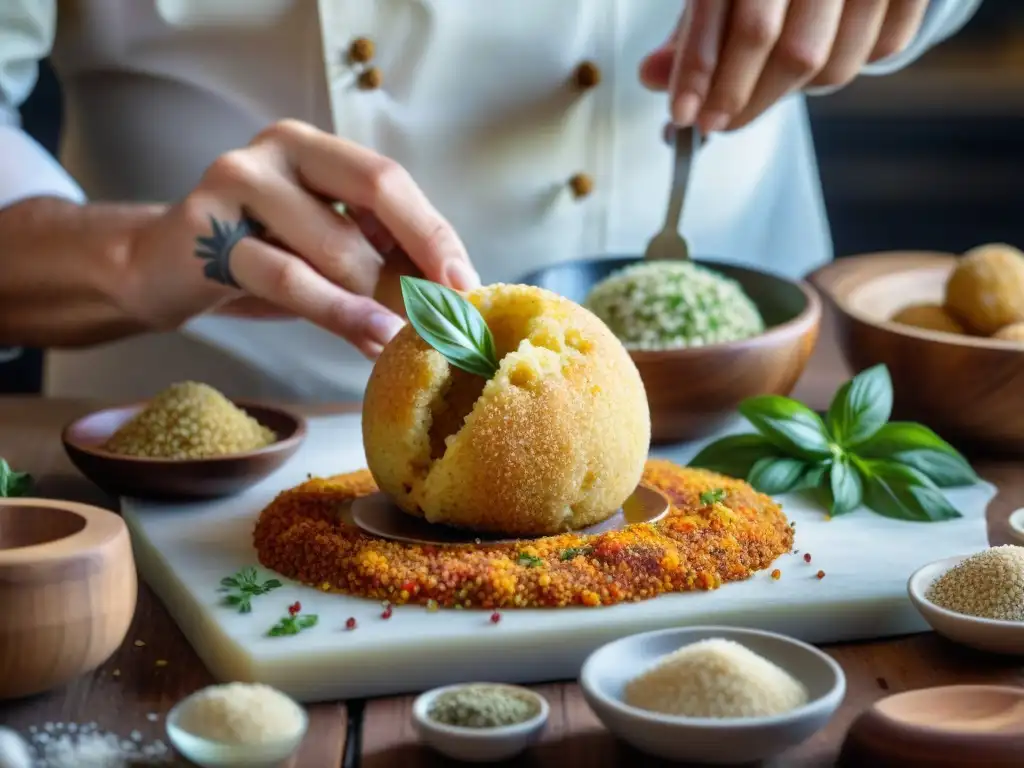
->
<box><xmin>0</xmin><ymin>0</ymin><xmax>982</xmax><ymax>401</ymax></box>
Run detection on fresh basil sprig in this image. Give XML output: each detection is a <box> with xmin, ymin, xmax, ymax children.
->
<box><xmin>689</xmin><ymin>364</ymin><xmax>978</xmax><ymax>522</ymax></box>
<box><xmin>0</xmin><ymin>458</ymin><xmax>33</xmax><ymax>498</ymax></box>
<box><xmin>400</xmin><ymin>276</ymin><xmax>499</xmax><ymax>379</ymax></box>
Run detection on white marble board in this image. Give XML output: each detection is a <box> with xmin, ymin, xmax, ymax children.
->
<box><xmin>122</xmin><ymin>414</ymin><xmax>994</xmax><ymax>703</ymax></box>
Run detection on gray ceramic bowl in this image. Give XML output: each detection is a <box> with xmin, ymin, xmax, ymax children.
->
<box><xmin>579</xmin><ymin>626</ymin><xmax>846</xmax><ymax>764</ymax></box>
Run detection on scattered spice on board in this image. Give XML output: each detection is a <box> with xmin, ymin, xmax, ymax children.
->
<box><xmin>345</xmin><ymin>617</ymin><xmax>357</xmax><ymax>630</ymax></box>
<box><xmin>12</xmin><ymin>721</ymin><xmax>171</xmax><ymax>766</ymax></box>
<box><xmin>103</xmin><ymin>381</ymin><xmax>276</xmax><ymax>459</ymax></box>
<box><xmin>175</xmin><ymin>683</ymin><xmax>305</xmax><ymax>746</ymax></box>
<box><xmin>926</xmin><ymin>545</ymin><xmax>1024</xmax><ymax>621</ymax></box>
<box><xmin>219</xmin><ymin>567</ymin><xmax>282</xmax><ymax>613</ymax></box>
<box><xmin>817</xmin><ymin>570</ymin><xmax>825</xmax><ymax>580</ymax></box>
<box><xmin>490</xmin><ymin>612</ymin><xmax>501</xmax><ymax>624</ymax></box>
<box><xmin>252</xmin><ymin>460</ymin><xmax>793</xmax><ymax>610</ymax></box>
<box><xmin>804</xmin><ymin>553</ymin><xmax>812</xmax><ymax>563</ymax></box>
<box><xmin>770</xmin><ymin>569</ymin><xmax>781</xmax><ymax>581</ymax></box>
<box><xmin>427</xmin><ymin>686</ymin><xmax>540</xmax><ymax>729</ymax></box>
<box><xmin>624</xmin><ymin>638</ymin><xmax>809</xmax><ymax>719</ymax></box>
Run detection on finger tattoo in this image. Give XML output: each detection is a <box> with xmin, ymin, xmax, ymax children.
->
<box><xmin>194</xmin><ymin>213</ymin><xmax>265</xmax><ymax>288</ymax></box>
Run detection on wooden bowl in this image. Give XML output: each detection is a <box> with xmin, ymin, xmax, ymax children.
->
<box><xmin>62</xmin><ymin>401</ymin><xmax>307</xmax><ymax>500</ymax></box>
<box><xmin>0</xmin><ymin>498</ymin><xmax>137</xmax><ymax>700</ymax></box>
<box><xmin>521</xmin><ymin>257</ymin><xmax>822</xmax><ymax>443</ymax></box>
<box><xmin>809</xmin><ymin>251</ymin><xmax>1024</xmax><ymax>455</ymax></box>
<box><xmin>839</xmin><ymin>685</ymin><xmax>1024</xmax><ymax>768</ymax></box>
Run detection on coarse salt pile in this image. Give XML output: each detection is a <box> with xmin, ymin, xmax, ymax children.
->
<box><xmin>175</xmin><ymin>683</ymin><xmax>305</xmax><ymax>745</ymax></box>
<box><xmin>19</xmin><ymin>721</ymin><xmax>170</xmax><ymax>767</ymax></box>
<box><xmin>103</xmin><ymin>381</ymin><xmax>275</xmax><ymax>459</ymax></box>
<box><xmin>624</xmin><ymin>638</ymin><xmax>809</xmax><ymax>719</ymax></box>
<box><xmin>926</xmin><ymin>545</ymin><xmax>1024</xmax><ymax>621</ymax></box>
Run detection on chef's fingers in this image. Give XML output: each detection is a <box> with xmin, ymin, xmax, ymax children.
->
<box><xmin>345</xmin><ymin>205</ymin><xmax>398</xmax><ymax>256</ymax></box>
<box><xmin>696</xmin><ymin>0</ymin><xmax>791</xmax><ymax>133</ymax></box>
<box><xmin>868</xmin><ymin>0</ymin><xmax>929</xmax><ymax>62</ymax></box>
<box><xmin>254</xmin><ymin>120</ymin><xmax>480</xmax><ymax>292</ymax></box>
<box><xmin>807</xmin><ymin>0</ymin><xmax>890</xmax><ymax>88</ymax></box>
<box><xmin>638</xmin><ymin>8</ymin><xmax>691</xmax><ymax>91</ymax></box>
<box><xmin>727</xmin><ymin>0</ymin><xmax>845</xmax><ymax>132</ymax></box>
<box><xmin>213</xmin><ymin>296</ymin><xmax>296</xmax><ymax>319</ymax></box>
<box><xmin>227</xmin><ymin>233</ymin><xmax>403</xmax><ymax>358</ymax></box>
<box><xmin>668</xmin><ymin>0</ymin><xmax>729</xmax><ymax>126</ymax></box>
<box><xmin>202</xmin><ymin>147</ymin><xmax>384</xmax><ymax>297</ymax></box>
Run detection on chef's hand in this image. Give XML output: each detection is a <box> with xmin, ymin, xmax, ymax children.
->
<box><xmin>640</xmin><ymin>0</ymin><xmax>929</xmax><ymax>133</ymax></box>
<box><xmin>129</xmin><ymin>119</ymin><xmax>479</xmax><ymax>358</ymax></box>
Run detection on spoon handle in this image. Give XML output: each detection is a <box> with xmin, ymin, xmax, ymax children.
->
<box><xmin>663</xmin><ymin>125</ymin><xmax>700</xmax><ymax>234</ymax></box>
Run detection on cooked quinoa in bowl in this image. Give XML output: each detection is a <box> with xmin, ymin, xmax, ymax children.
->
<box><xmin>584</xmin><ymin>261</ymin><xmax>765</xmax><ymax>350</ymax></box>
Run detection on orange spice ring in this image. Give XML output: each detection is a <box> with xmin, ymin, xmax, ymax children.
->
<box><xmin>253</xmin><ymin>459</ymin><xmax>793</xmax><ymax>609</ymax></box>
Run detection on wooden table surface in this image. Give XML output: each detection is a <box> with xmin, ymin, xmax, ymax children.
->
<box><xmin>2</xmin><ymin>324</ymin><xmax>1024</xmax><ymax>767</ymax></box>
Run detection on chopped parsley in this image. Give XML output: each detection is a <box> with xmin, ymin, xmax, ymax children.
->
<box><xmin>700</xmin><ymin>488</ymin><xmax>726</xmax><ymax>505</ymax></box>
<box><xmin>559</xmin><ymin>546</ymin><xmax>594</xmax><ymax>562</ymax></box>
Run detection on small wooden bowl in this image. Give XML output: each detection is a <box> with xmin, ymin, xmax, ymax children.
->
<box><xmin>0</xmin><ymin>498</ymin><xmax>137</xmax><ymax>700</ymax></box>
<box><xmin>62</xmin><ymin>401</ymin><xmax>307</xmax><ymax>500</ymax></box>
<box><xmin>809</xmin><ymin>251</ymin><xmax>1024</xmax><ymax>455</ymax></box>
<box><xmin>839</xmin><ymin>685</ymin><xmax>1024</xmax><ymax>768</ymax></box>
<box><xmin>522</xmin><ymin>257</ymin><xmax>822</xmax><ymax>443</ymax></box>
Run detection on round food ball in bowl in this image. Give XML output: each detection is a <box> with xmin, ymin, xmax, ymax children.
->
<box><xmin>945</xmin><ymin>243</ymin><xmax>1024</xmax><ymax>335</ymax></box>
<box><xmin>362</xmin><ymin>283</ymin><xmax>651</xmax><ymax>538</ymax></box>
<box><xmin>889</xmin><ymin>303</ymin><xmax>967</xmax><ymax>336</ymax></box>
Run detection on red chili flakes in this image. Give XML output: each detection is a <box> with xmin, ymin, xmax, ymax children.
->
<box><xmin>381</xmin><ymin>606</ymin><xmax>393</xmax><ymax>620</ymax></box>
<box><xmin>771</xmin><ymin>569</ymin><xmax>781</xmax><ymax>581</ymax></box>
<box><xmin>490</xmin><ymin>612</ymin><xmax>501</xmax><ymax>624</ymax></box>
<box><xmin>803</xmin><ymin>553</ymin><xmax>812</xmax><ymax>563</ymax></box>
<box><xmin>345</xmin><ymin>617</ymin><xmax>357</xmax><ymax>630</ymax></box>
<box><xmin>288</xmin><ymin>601</ymin><xmax>301</xmax><ymax>616</ymax></box>
<box><xmin>816</xmin><ymin>570</ymin><xmax>825</xmax><ymax>580</ymax></box>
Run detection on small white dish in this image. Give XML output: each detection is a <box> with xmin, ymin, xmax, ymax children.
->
<box><xmin>908</xmin><ymin>554</ymin><xmax>1024</xmax><ymax>655</ymax></box>
<box><xmin>165</xmin><ymin>690</ymin><xmax>308</xmax><ymax>768</ymax></box>
<box><xmin>412</xmin><ymin>682</ymin><xmax>549</xmax><ymax>763</ymax></box>
<box><xmin>579</xmin><ymin>626</ymin><xmax>846</xmax><ymax>765</ymax></box>
<box><xmin>1008</xmin><ymin>508</ymin><xmax>1024</xmax><ymax>544</ymax></box>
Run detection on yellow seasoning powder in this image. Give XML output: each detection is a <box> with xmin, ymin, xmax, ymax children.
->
<box><xmin>624</xmin><ymin>638</ymin><xmax>809</xmax><ymax>719</ymax></box>
<box><xmin>926</xmin><ymin>545</ymin><xmax>1024</xmax><ymax>621</ymax></box>
<box><xmin>104</xmin><ymin>381</ymin><xmax>276</xmax><ymax>459</ymax></box>
<box><xmin>175</xmin><ymin>683</ymin><xmax>305</xmax><ymax>745</ymax></box>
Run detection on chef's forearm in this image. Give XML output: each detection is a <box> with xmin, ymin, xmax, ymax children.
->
<box><xmin>0</xmin><ymin>196</ymin><xmax>166</xmax><ymax>347</ymax></box>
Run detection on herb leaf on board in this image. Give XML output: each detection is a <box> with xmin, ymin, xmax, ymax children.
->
<box><xmin>859</xmin><ymin>459</ymin><xmax>962</xmax><ymax>522</ymax></box>
<box><xmin>400</xmin><ymin>276</ymin><xmax>499</xmax><ymax>379</ymax></box>
<box><xmin>856</xmin><ymin>422</ymin><xmax>978</xmax><ymax>488</ymax></box>
<box><xmin>738</xmin><ymin>396</ymin><xmax>832</xmax><ymax>460</ymax></box>
<box><xmin>0</xmin><ymin>458</ymin><xmax>33</xmax><ymax>498</ymax></box>
<box><xmin>689</xmin><ymin>434</ymin><xmax>785</xmax><ymax>479</ymax></box>
<box><xmin>218</xmin><ymin>566</ymin><xmax>283</xmax><ymax>613</ymax></box>
<box><xmin>826</xmin><ymin>364</ymin><xmax>892</xmax><ymax>447</ymax></box>
<box><xmin>828</xmin><ymin>456</ymin><xmax>863</xmax><ymax>516</ymax></box>
<box><xmin>747</xmin><ymin>457</ymin><xmax>812</xmax><ymax>496</ymax></box>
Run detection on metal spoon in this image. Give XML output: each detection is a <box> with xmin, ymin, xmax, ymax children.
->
<box><xmin>643</xmin><ymin>125</ymin><xmax>701</xmax><ymax>262</ymax></box>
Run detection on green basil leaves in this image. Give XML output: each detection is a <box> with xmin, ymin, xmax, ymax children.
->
<box><xmin>690</xmin><ymin>364</ymin><xmax>978</xmax><ymax>522</ymax></box>
<box><xmin>0</xmin><ymin>458</ymin><xmax>32</xmax><ymax>498</ymax></box>
<box><xmin>400</xmin><ymin>276</ymin><xmax>499</xmax><ymax>379</ymax></box>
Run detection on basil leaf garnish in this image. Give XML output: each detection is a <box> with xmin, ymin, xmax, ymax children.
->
<box><xmin>738</xmin><ymin>395</ymin><xmax>832</xmax><ymax>460</ymax></box>
<box><xmin>747</xmin><ymin>457</ymin><xmax>811</xmax><ymax>495</ymax></box>
<box><xmin>688</xmin><ymin>434</ymin><xmax>785</xmax><ymax>479</ymax></box>
<box><xmin>400</xmin><ymin>276</ymin><xmax>499</xmax><ymax>379</ymax></box>
<box><xmin>860</xmin><ymin>459</ymin><xmax>962</xmax><ymax>522</ymax></box>
<box><xmin>828</xmin><ymin>456</ymin><xmax>863</xmax><ymax>516</ymax></box>
<box><xmin>0</xmin><ymin>458</ymin><xmax>32</xmax><ymax>498</ymax></box>
<box><xmin>856</xmin><ymin>422</ymin><xmax>978</xmax><ymax>488</ymax></box>
<box><xmin>826</xmin><ymin>364</ymin><xmax>892</xmax><ymax>447</ymax></box>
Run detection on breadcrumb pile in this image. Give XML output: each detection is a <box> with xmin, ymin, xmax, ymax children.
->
<box><xmin>926</xmin><ymin>545</ymin><xmax>1024</xmax><ymax>621</ymax></box>
<box><xmin>104</xmin><ymin>381</ymin><xmax>276</xmax><ymax>459</ymax></box>
<box><xmin>253</xmin><ymin>459</ymin><xmax>793</xmax><ymax>609</ymax></box>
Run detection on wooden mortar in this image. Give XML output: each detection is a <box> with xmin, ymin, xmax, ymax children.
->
<box><xmin>0</xmin><ymin>498</ymin><xmax>137</xmax><ymax>700</ymax></box>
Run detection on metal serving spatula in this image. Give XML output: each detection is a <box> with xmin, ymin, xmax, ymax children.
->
<box><xmin>643</xmin><ymin>125</ymin><xmax>701</xmax><ymax>263</ymax></box>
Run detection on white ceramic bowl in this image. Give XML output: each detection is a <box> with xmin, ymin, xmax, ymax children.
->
<box><xmin>908</xmin><ymin>554</ymin><xmax>1024</xmax><ymax>655</ymax></box>
<box><xmin>412</xmin><ymin>683</ymin><xmax>549</xmax><ymax>763</ymax></box>
<box><xmin>165</xmin><ymin>690</ymin><xmax>308</xmax><ymax>768</ymax></box>
<box><xmin>579</xmin><ymin>626</ymin><xmax>846</xmax><ymax>765</ymax></box>
<box><xmin>1008</xmin><ymin>508</ymin><xmax>1024</xmax><ymax>545</ymax></box>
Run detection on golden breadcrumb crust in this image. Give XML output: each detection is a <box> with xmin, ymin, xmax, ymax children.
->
<box><xmin>253</xmin><ymin>460</ymin><xmax>794</xmax><ymax>609</ymax></box>
<box><xmin>361</xmin><ymin>283</ymin><xmax>651</xmax><ymax>537</ymax></box>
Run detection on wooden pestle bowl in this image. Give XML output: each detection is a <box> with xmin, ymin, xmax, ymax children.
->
<box><xmin>809</xmin><ymin>251</ymin><xmax>1024</xmax><ymax>455</ymax></box>
<box><xmin>0</xmin><ymin>498</ymin><xmax>137</xmax><ymax>700</ymax></box>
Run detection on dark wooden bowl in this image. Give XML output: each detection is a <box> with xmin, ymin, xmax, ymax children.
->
<box><xmin>809</xmin><ymin>251</ymin><xmax>1024</xmax><ymax>456</ymax></box>
<box><xmin>521</xmin><ymin>257</ymin><xmax>822</xmax><ymax>444</ymax></box>
<box><xmin>61</xmin><ymin>401</ymin><xmax>307</xmax><ymax>500</ymax></box>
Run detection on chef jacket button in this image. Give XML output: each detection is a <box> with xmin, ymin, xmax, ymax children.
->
<box><xmin>358</xmin><ymin>67</ymin><xmax>384</xmax><ymax>90</ymax></box>
<box><xmin>569</xmin><ymin>173</ymin><xmax>594</xmax><ymax>199</ymax></box>
<box><xmin>348</xmin><ymin>37</ymin><xmax>375</xmax><ymax>64</ymax></box>
<box><xmin>573</xmin><ymin>61</ymin><xmax>602</xmax><ymax>90</ymax></box>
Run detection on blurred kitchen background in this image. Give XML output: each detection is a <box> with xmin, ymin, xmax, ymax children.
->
<box><xmin>4</xmin><ymin>1</ymin><xmax>1024</xmax><ymax>393</ymax></box>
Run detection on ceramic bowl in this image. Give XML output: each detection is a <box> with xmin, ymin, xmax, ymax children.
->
<box><xmin>412</xmin><ymin>683</ymin><xmax>549</xmax><ymax>763</ymax></box>
<box><xmin>62</xmin><ymin>401</ymin><xmax>306</xmax><ymax>500</ymax></box>
<box><xmin>810</xmin><ymin>251</ymin><xmax>1024</xmax><ymax>455</ymax></box>
<box><xmin>1007</xmin><ymin>508</ymin><xmax>1024</xmax><ymax>544</ymax></box>
<box><xmin>579</xmin><ymin>626</ymin><xmax>846</xmax><ymax>765</ymax></box>
<box><xmin>521</xmin><ymin>257</ymin><xmax>821</xmax><ymax>444</ymax></box>
<box><xmin>908</xmin><ymin>554</ymin><xmax>1024</xmax><ymax>655</ymax></box>
<box><xmin>166</xmin><ymin>689</ymin><xmax>308</xmax><ymax>768</ymax></box>
<box><xmin>0</xmin><ymin>498</ymin><xmax>137</xmax><ymax>700</ymax></box>
<box><xmin>839</xmin><ymin>685</ymin><xmax>1024</xmax><ymax>768</ymax></box>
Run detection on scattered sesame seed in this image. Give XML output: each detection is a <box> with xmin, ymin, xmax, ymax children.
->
<box><xmin>927</xmin><ymin>546</ymin><xmax>1024</xmax><ymax>621</ymax></box>
<box><xmin>155</xmin><ymin>660</ymin><xmax>168</xmax><ymax>667</ymax></box>
<box><xmin>133</xmin><ymin>640</ymin><xmax>145</xmax><ymax>647</ymax></box>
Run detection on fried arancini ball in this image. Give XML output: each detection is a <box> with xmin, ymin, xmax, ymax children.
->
<box><xmin>945</xmin><ymin>243</ymin><xmax>1024</xmax><ymax>335</ymax></box>
<box><xmin>362</xmin><ymin>283</ymin><xmax>651</xmax><ymax>537</ymax></box>
<box><xmin>993</xmin><ymin>322</ymin><xmax>1024</xmax><ymax>342</ymax></box>
<box><xmin>890</xmin><ymin>303</ymin><xmax>966</xmax><ymax>335</ymax></box>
